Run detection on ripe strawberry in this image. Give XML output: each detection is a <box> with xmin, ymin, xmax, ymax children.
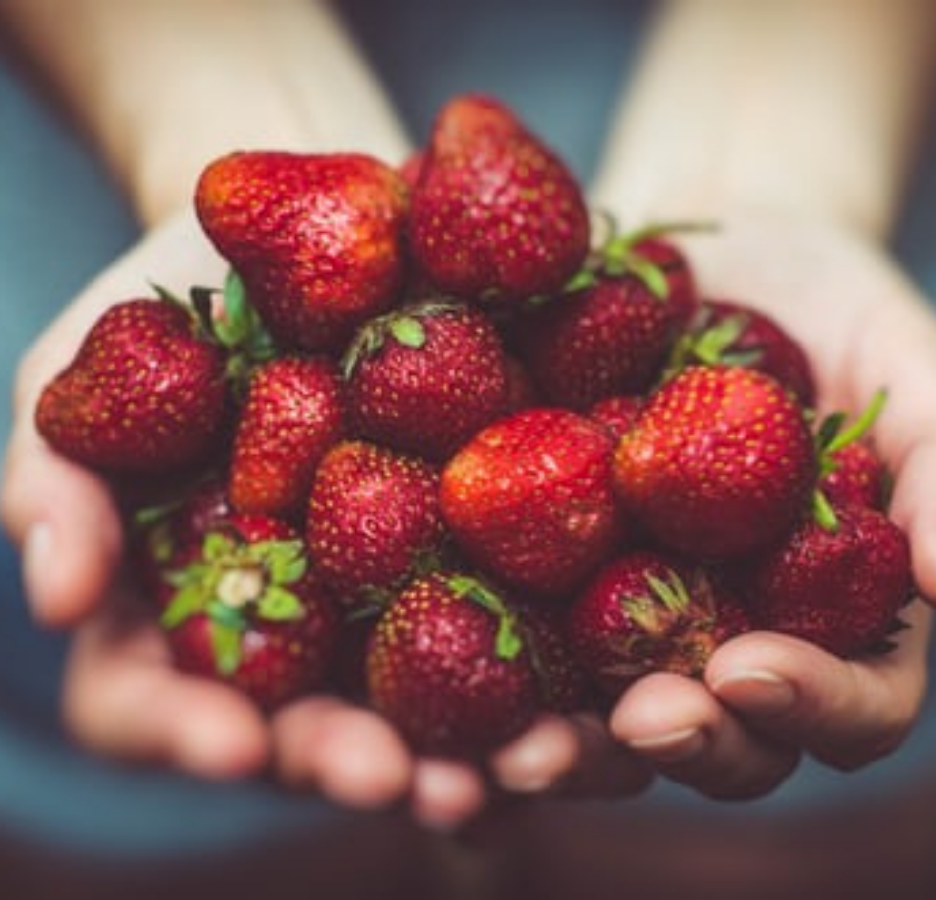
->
<box><xmin>306</xmin><ymin>441</ymin><xmax>447</xmax><ymax>607</ymax></box>
<box><xmin>131</xmin><ymin>477</ymin><xmax>233</xmax><ymax>603</ymax></box>
<box><xmin>811</xmin><ymin>389</ymin><xmax>890</xmax><ymax>513</ymax></box>
<box><xmin>670</xmin><ymin>300</ymin><xmax>816</xmax><ymax>406</ymax></box>
<box><xmin>737</xmin><ymin>503</ymin><xmax>913</xmax><ymax>657</ymax></box>
<box><xmin>343</xmin><ymin>300</ymin><xmax>510</xmax><ymax>461</ymax></box>
<box><xmin>195</xmin><ymin>151</ymin><xmax>409</xmax><ymax>353</ymax></box>
<box><xmin>159</xmin><ymin>512</ymin><xmax>339</xmax><ymax>709</ymax></box>
<box><xmin>366</xmin><ymin>571</ymin><xmax>540</xmax><ymax>756</ymax></box>
<box><xmin>440</xmin><ymin>408</ymin><xmax>623</xmax><ymax>597</ymax></box>
<box><xmin>512</xmin><ymin>600</ymin><xmax>590</xmax><ymax>713</ymax></box>
<box><xmin>408</xmin><ymin>94</ymin><xmax>590</xmax><ymax>305</ymax></box>
<box><xmin>820</xmin><ymin>441</ymin><xmax>888</xmax><ymax>511</ymax></box>
<box><xmin>35</xmin><ymin>298</ymin><xmax>228</xmax><ymax>474</ymax></box>
<box><xmin>228</xmin><ymin>356</ymin><xmax>345</xmax><ymax>517</ymax></box>
<box><xmin>613</xmin><ymin>366</ymin><xmax>816</xmax><ymax>560</ymax></box>
<box><xmin>569</xmin><ymin>550</ymin><xmax>750</xmax><ymax>696</ymax></box>
<box><xmin>588</xmin><ymin>395</ymin><xmax>645</xmax><ymax>442</ymax></box>
<box><xmin>518</xmin><ymin>273</ymin><xmax>689</xmax><ymax>410</ymax></box>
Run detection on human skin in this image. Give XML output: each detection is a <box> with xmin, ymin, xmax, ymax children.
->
<box><xmin>2</xmin><ymin>0</ymin><xmax>936</xmax><ymax>826</ymax></box>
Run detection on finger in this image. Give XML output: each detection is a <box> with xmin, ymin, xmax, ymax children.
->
<box><xmin>272</xmin><ymin>697</ymin><xmax>413</xmax><ymax>810</ymax></box>
<box><xmin>706</xmin><ymin>608</ymin><xmax>930</xmax><ymax>770</ymax></box>
<box><xmin>490</xmin><ymin>713</ymin><xmax>654</xmax><ymax>798</ymax></box>
<box><xmin>887</xmin><ymin>433</ymin><xmax>936</xmax><ymax>605</ymax></box>
<box><xmin>64</xmin><ymin>600</ymin><xmax>270</xmax><ymax>780</ymax></box>
<box><xmin>1</xmin><ymin>426</ymin><xmax>122</xmax><ymax>627</ymax></box>
<box><xmin>611</xmin><ymin>672</ymin><xmax>801</xmax><ymax>800</ymax></box>
<box><xmin>410</xmin><ymin>759</ymin><xmax>487</xmax><ymax>831</ymax></box>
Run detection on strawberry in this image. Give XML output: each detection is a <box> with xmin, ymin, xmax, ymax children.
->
<box><xmin>228</xmin><ymin>356</ymin><xmax>345</xmax><ymax>517</ymax></box>
<box><xmin>440</xmin><ymin>408</ymin><xmax>624</xmax><ymax>597</ymax></box>
<box><xmin>737</xmin><ymin>503</ymin><xmax>913</xmax><ymax>657</ymax></box>
<box><xmin>569</xmin><ymin>550</ymin><xmax>750</xmax><ymax>696</ymax></box>
<box><xmin>513</xmin><ymin>600</ymin><xmax>590</xmax><ymax>713</ymax></box>
<box><xmin>670</xmin><ymin>299</ymin><xmax>816</xmax><ymax>406</ymax></box>
<box><xmin>514</xmin><ymin>223</ymin><xmax>702</xmax><ymax>410</ymax></box>
<box><xmin>343</xmin><ymin>300</ymin><xmax>510</xmax><ymax>461</ymax></box>
<box><xmin>159</xmin><ymin>512</ymin><xmax>339</xmax><ymax>709</ymax></box>
<box><xmin>588</xmin><ymin>395</ymin><xmax>645</xmax><ymax>442</ymax></box>
<box><xmin>366</xmin><ymin>571</ymin><xmax>540</xmax><ymax>756</ymax></box>
<box><xmin>408</xmin><ymin>94</ymin><xmax>590</xmax><ymax>305</ymax></box>
<box><xmin>820</xmin><ymin>441</ymin><xmax>888</xmax><ymax>511</ymax></box>
<box><xmin>35</xmin><ymin>297</ymin><xmax>228</xmax><ymax>474</ymax></box>
<box><xmin>195</xmin><ymin>151</ymin><xmax>409</xmax><ymax>353</ymax></box>
<box><xmin>306</xmin><ymin>441</ymin><xmax>447</xmax><ymax>607</ymax></box>
<box><xmin>517</xmin><ymin>273</ymin><xmax>689</xmax><ymax>410</ymax></box>
<box><xmin>613</xmin><ymin>366</ymin><xmax>816</xmax><ymax>560</ymax></box>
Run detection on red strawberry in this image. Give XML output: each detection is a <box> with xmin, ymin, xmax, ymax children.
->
<box><xmin>408</xmin><ymin>94</ymin><xmax>590</xmax><ymax>305</ymax></box>
<box><xmin>569</xmin><ymin>550</ymin><xmax>750</xmax><ymax>696</ymax></box>
<box><xmin>737</xmin><ymin>503</ymin><xmax>913</xmax><ymax>657</ymax></box>
<box><xmin>820</xmin><ymin>441</ymin><xmax>888</xmax><ymax>511</ymax></box>
<box><xmin>440</xmin><ymin>408</ymin><xmax>624</xmax><ymax>597</ymax></box>
<box><xmin>228</xmin><ymin>356</ymin><xmax>345</xmax><ymax>516</ymax></box>
<box><xmin>367</xmin><ymin>571</ymin><xmax>540</xmax><ymax>756</ymax></box>
<box><xmin>343</xmin><ymin>300</ymin><xmax>510</xmax><ymax>461</ymax></box>
<box><xmin>513</xmin><ymin>600</ymin><xmax>590</xmax><ymax>713</ymax></box>
<box><xmin>588</xmin><ymin>395</ymin><xmax>645</xmax><ymax>442</ymax></box>
<box><xmin>35</xmin><ymin>298</ymin><xmax>228</xmax><ymax>474</ymax></box>
<box><xmin>518</xmin><ymin>273</ymin><xmax>689</xmax><ymax>410</ymax></box>
<box><xmin>811</xmin><ymin>389</ymin><xmax>890</xmax><ymax>513</ymax></box>
<box><xmin>159</xmin><ymin>512</ymin><xmax>339</xmax><ymax>709</ymax></box>
<box><xmin>195</xmin><ymin>151</ymin><xmax>409</xmax><ymax>353</ymax></box>
<box><xmin>671</xmin><ymin>300</ymin><xmax>816</xmax><ymax>406</ymax></box>
<box><xmin>306</xmin><ymin>441</ymin><xmax>447</xmax><ymax>607</ymax></box>
<box><xmin>613</xmin><ymin>366</ymin><xmax>816</xmax><ymax>560</ymax></box>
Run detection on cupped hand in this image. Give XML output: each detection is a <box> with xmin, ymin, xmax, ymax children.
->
<box><xmin>609</xmin><ymin>209</ymin><xmax>935</xmax><ymax>799</ymax></box>
<box><xmin>0</xmin><ymin>208</ymin><xmax>653</xmax><ymax>829</ymax></box>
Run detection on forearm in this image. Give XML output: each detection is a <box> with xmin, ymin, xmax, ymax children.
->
<box><xmin>0</xmin><ymin>0</ymin><xmax>411</xmax><ymax>226</ymax></box>
<box><xmin>592</xmin><ymin>0</ymin><xmax>936</xmax><ymax>239</ymax></box>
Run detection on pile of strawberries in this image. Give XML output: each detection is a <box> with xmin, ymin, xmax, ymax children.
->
<box><xmin>35</xmin><ymin>94</ymin><xmax>914</xmax><ymax>758</ymax></box>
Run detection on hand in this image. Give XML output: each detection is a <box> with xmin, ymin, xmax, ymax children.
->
<box><xmin>608</xmin><ymin>209</ymin><xmax>934</xmax><ymax>799</ymax></box>
<box><xmin>0</xmin><ymin>208</ymin><xmax>653</xmax><ymax>829</ymax></box>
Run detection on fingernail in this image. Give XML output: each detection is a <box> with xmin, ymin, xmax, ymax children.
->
<box><xmin>498</xmin><ymin>745</ymin><xmax>556</xmax><ymax>793</ymax></box>
<box><xmin>712</xmin><ymin>669</ymin><xmax>796</xmax><ymax>714</ymax></box>
<box><xmin>628</xmin><ymin>727</ymin><xmax>706</xmax><ymax>763</ymax></box>
<box><xmin>23</xmin><ymin>522</ymin><xmax>54</xmax><ymax>622</ymax></box>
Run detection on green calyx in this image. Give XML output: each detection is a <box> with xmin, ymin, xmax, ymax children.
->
<box><xmin>622</xmin><ymin>568</ymin><xmax>693</xmax><ymax>635</ymax></box>
<box><xmin>447</xmin><ymin>573</ymin><xmax>524</xmax><ymax>661</ymax></box>
<box><xmin>153</xmin><ymin>269</ymin><xmax>277</xmax><ymax>396</ymax></box>
<box><xmin>564</xmin><ymin>217</ymin><xmax>718</xmax><ymax>301</ymax></box>
<box><xmin>667</xmin><ymin>308</ymin><xmax>763</xmax><ymax>377</ymax></box>
<box><xmin>160</xmin><ymin>532</ymin><xmax>307</xmax><ymax>675</ymax></box>
<box><xmin>812</xmin><ymin>388</ymin><xmax>888</xmax><ymax>533</ymax></box>
<box><xmin>340</xmin><ymin>298</ymin><xmax>464</xmax><ymax>380</ymax></box>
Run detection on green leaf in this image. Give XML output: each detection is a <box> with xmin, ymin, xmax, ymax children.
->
<box><xmin>389</xmin><ymin>317</ymin><xmax>426</xmax><ymax>349</ymax></box>
<box><xmin>257</xmin><ymin>585</ymin><xmax>304</xmax><ymax>621</ymax></box>
<box><xmin>647</xmin><ymin>572</ymin><xmax>690</xmax><ymax>615</ymax></box>
<box><xmin>494</xmin><ymin>614</ymin><xmax>524</xmax><ymax>661</ymax></box>
<box><xmin>206</xmin><ymin>598</ymin><xmax>248</xmax><ymax>632</ymax></box>
<box><xmin>160</xmin><ymin>583</ymin><xmax>207</xmax><ymax>630</ymax></box>
<box><xmin>211</xmin><ymin>621</ymin><xmax>243</xmax><ymax>676</ymax></box>
<box><xmin>256</xmin><ymin>539</ymin><xmax>307</xmax><ymax>585</ymax></box>
<box><xmin>692</xmin><ymin>314</ymin><xmax>750</xmax><ymax>365</ymax></box>
<box><xmin>563</xmin><ymin>269</ymin><xmax>597</xmax><ymax>294</ymax></box>
<box><xmin>626</xmin><ymin>256</ymin><xmax>670</xmax><ymax>301</ymax></box>
<box><xmin>812</xmin><ymin>489</ymin><xmax>839</xmax><ymax>532</ymax></box>
<box><xmin>825</xmin><ymin>389</ymin><xmax>888</xmax><ymax>455</ymax></box>
<box><xmin>203</xmin><ymin>532</ymin><xmax>235</xmax><ymax>562</ymax></box>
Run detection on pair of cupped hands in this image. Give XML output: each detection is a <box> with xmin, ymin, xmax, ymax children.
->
<box><xmin>3</xmin><ymin>204</ymin><xmax>933</xmax><ymax>831</ymax></box>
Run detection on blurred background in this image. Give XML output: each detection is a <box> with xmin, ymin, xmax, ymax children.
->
<box><xmin>2</xmin><ymin>1</ymin><xmax>936</xmax><ymax>897</ymax></box>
